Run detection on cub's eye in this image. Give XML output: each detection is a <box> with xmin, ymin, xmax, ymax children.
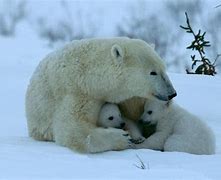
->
<box><xmin>108</xmin><ymin>116</ymin><xmax>114</xmax><ymax>120</ymax></box>
<box><xmin>150</xmin><ymin>71</ymin><xmax>157</xmax><ymax>75</ymax></box>
<box><xmin>147</xmin><ymin>111</ymin><xmax>152</xmax><ymax>115</ymax></box>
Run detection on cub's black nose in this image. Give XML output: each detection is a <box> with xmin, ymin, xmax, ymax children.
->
<box><xmin>120</xmin><ymin>122</ymin><xmax>126</xmax><ymax>128</ymax></box>
<box><xmin>168</xmin><ymin>92</ymin><xmax>177</xmax><ymax>100</ymax></box>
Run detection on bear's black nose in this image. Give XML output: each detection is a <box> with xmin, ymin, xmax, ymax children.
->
<box><xmin>120</xmin><ymin>122</ymin><xmax>126</xmax><ymax>128</ymax></box>
<box><xmin>168</xmin><ymin>92</ymin><xmax>177</xmax><ymax>100</ymax></box>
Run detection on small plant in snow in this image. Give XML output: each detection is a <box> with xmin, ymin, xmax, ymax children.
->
<box><xmin>180</xmin><ymin>12</ymin><xmax>220</xmax><ymax>75</ymax></box>
<box><xmin>133</xmin><ymin>154</ymin><xmax>149</xmax><ymax>170</ymax></box>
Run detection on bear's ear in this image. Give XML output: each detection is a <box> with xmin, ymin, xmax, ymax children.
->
<box><xmin>150</xmin><ymin>43</ymin><xmax>155</xmax><ymax>49</ymax></box>
<box><xmin>111</xmin><ymin>44</ymin><xmax>124</xmax><ymax>64</ymax></box>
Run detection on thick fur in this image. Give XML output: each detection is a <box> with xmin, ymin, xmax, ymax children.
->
<box><xmin>98</xmin><ymin>103</ymin><xmax>124</xmax><ymax>129</ymax></box>
<box><xmin>118</xmin><ymin>97</ymin><xmax>146</xmax><ymax>121</ymax></box>
<box><xmin>25</xmin><ymin>37</ymin><xmax>176</xmax><ymax>153</ymax></box>
<box><xmin>137</xmin><ymin>99</ymin><xmax>216</xmax><ymax>155</ymax></box>
<box><xmin>97</xmin><ymin>103</ymin><xmax>144</xmax><ymax>142</ymax></box>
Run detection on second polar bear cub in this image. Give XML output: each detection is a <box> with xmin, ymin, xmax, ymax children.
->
<box><xmin>138</xmin><ymin>99</ymin><xmax>216</xmax><ymax>155</ymax></box>
<box><xmin>98</xmin><ymin>103</ymin><xmax>145</xmax><ymax>144</ymax></box>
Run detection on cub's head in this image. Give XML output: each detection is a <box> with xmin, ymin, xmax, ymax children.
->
<box><xmin>139</xmin><ymin>99</ymin><xmax>171</xmax><ymax>125</ymax></box>
<box><xmin>98</xmin><ymin>103</ymin><xmax>125</xmax><ymax>129</ymax></box>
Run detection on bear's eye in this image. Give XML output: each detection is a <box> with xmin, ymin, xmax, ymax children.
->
<box><xmin>147</xmin><ymin>111</ymin><xmax>152</xmax><ymax>115</ymax></box>
<box><xmin>150</xmin><ymin>71</ymin><xmax>157</xmax><ymax>75</ymax></box>
<box><xmin>108</xmin><ymin>116</ymin><xmax>114</xmax><ymax>120</ymax></box>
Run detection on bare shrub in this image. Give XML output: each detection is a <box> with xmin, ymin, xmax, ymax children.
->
<box><xmin>0</xmin><ymin>0</ymin><xmax>27</xmax><ymax>36</ymax></box>
<box><xmin>117</xmin><ymin>2</ymin><xmax>169</xmax><ymax>58</ymax></box>
<box><xmin>36</xmin><ymin>0</ymin><xmax>97</xmax><ymax>46</ymax></box>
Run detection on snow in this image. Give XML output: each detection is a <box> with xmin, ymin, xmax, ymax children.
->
<box><xmin>0</xmin><ymin>137</ymin><xmax>220</xmax><ymax>180</ymax></box>
<box><xmin>1</xmin><ymin>27</ymin><xmax>221</xmax><ymax>180</ymax></box>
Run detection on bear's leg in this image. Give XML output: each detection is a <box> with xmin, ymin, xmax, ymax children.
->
<box><xmin>164</xmin><ymin>134</ymin><xmax>193</xmax><ymax>154</ymax></box>
<box><xmin>26</xmin><ymin>82</ymin><xmax>54</xmax><ymax>141</ymax></box>
<box><xmin>125</xmin><ymin>119</ymin><xmax>145</xmax><ymax>143</ymax></box>
<box><xmin>53</xmin><ymin>95</ymin><xmax>133</xmax><ymax>153</ymax></box>
<box><xmin>135</xmin><ymin>131</ymin><xmax>169</xmax><ymax>151</ymax></box>
<box><xmin>165</xmin><ymin>134</ymin><xmax>215</xmax><ymax>155</ymax></box>
<box><xmin>86</xmin><ymin>127</ymin><xmax>133</xmax><ymax>153</ymax></box>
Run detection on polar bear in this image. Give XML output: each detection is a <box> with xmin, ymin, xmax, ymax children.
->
<box><xmin>25</xmin><ymin>37</ymin><xmax>177</xmax><ymax>153</ymax></box>
<box><xmin>97</xmin><ymin>103</ymin><xmax>145</xmax><ymax>144</ymax></box>
<box><xmin>136</xmin><ymin>99</ymin><xmax>216</xmax><ymax>155</ymax></box>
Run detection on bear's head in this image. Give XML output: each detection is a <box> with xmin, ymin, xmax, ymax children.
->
<box><xmin>77</xmin><ymin>38</ymin><xmax>176</xmax><ymax>103</ymax></box>
<box><xmin>106</xmin><ymin>38</ymin><xmax>176</xmax><ymax>103</ymax></box>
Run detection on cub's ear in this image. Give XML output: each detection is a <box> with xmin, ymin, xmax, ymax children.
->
<box><xmin>111</xmin><ymin>44</ymin><xmax>124</xmax><ymax>64</ymax></box>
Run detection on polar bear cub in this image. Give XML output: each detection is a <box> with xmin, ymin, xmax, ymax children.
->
<box><xmin>98</xmin><ymin>103</ymin><xmax>145</xmax><ymax>144</ymax></box>
<box><xmin>137</xmin><ymin>99</ymin><xmax>216</xmax><ymax>155</ymax></box>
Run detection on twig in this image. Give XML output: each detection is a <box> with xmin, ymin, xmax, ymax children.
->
<box><xmin>213</xmin><ymin>54</ymin><xmax>221</xmax><ymax>66</ymax></box>
<box><xmin>133</xmin><ymin>154</ymin><xmax>149</xmax><ymax>170</ymax></box>
<box><xmin>215</xmin><ymin>4</ymin><xmax>221</xmax><ymax>8</ymax></box>
<box><xmin>180</xmin><ymin>12</ymin><xmax>219</xmax><ymax>75</ymax></box>
<box><xmin>182</xmin><ymin>12</ymin><xmax>210</xmax><ymax>64</ymax></box>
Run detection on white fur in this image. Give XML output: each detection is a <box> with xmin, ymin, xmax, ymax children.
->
<box><xmin>26</xmin><ymin>37</ymin><xmax>176</xmax><ymax>153</ymax></box>
<box><xmin>136</xmin><ymin>99</ymin><xmax>216</xmax><ymax>155</ymax></box>
<box><xmin>98</xmin><ymin>103</ymin><xmax>124</xmax><ymax>129</ymax></box>
<box><xmin>98</xmin><ymin>103</ymin><xmax>144</xmax><ymax>142</ymax></box>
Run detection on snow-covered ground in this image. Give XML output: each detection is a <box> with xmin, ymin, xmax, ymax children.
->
<box><xmin>1</xmin><ymin>33</ymin><xmax>221</xmax><ymax>179</ymax></box>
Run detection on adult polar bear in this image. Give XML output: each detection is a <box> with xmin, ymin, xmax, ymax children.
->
<box><xmin>26</xmin><ymin>37</ymin><xmax>177</xmax><ymax>153</ymax></box>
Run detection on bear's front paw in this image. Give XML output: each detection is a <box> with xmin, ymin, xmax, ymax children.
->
<box><xmin>130</xmin><ymin>137</ymin><xmax>145</xmax><ymax>144</ymax></box>
<box><xmin>123</xmin><ymin>132</ymin><xmax>135</xmax><ymax>147</ymax></box>
<box><xmin>109</xmin><ymin>128</ymin><xmax>135</xmax><ymax>150</ymax></box>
